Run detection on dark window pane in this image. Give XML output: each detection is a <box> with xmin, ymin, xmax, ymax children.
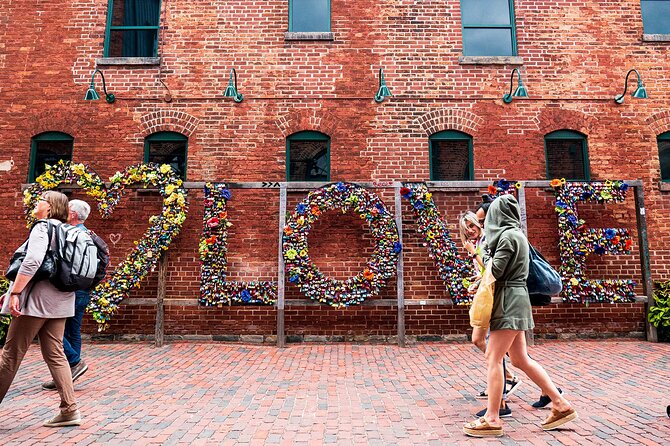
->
<box><xmin>111</xmin><ymin>0</ymin><xmax>160</xmax><ymax>27</ymax></box>
<box><xmin>659</xmin><ymin>139</ymin><xmax>670</xmax><ymax>181</ymax></box>
<box><xmin>462</xmin><ymin>28</ymin><xmax>513</xmax><ymax>56</ymax></box>
<box><xmin>34</xmin><ymin>140</ymin><xmax>72</xmax><ymax>180</ymax></box>
<box><xmin>461</xmin><ymin>0</ymin><xmax>511</xmax><ymax>25</ymax></box>
<box><xmin>108</xmin><ymin>29</ymin><xmax>158</xmax><ymax>57</ymax></box>
<box><xmin>291</xmin><ymin>0</ymin><xmax>330</xmax><ymax>32</ymax></box>
<box><xmin>641</xmin><ymin>1</ymin><xmax>670</xmax><ymax>34</ymax></box>
<box><xmin>148</xmin><ymin>141</ymin><xmax>187</xmax><ymax>180</ymax></box>
<box><xmin>546</xmin><ymin>139</ymin><xmax>587</xmax><ymax>180</ymax></box>
<box><xmin>289</xmin><ymin>140</ymin><xmax>329</xmax><ymax>182</ymax></box>
<box><xmin>431</xmin><ymin>140</ymin><xmax>471</xmax><ymax>181</ymax></box>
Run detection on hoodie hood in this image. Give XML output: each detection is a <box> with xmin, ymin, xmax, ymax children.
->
<box><xmin>484</xmin><ymin>194</ymin><xmax>522</xmax><ymax>253</ymax></box>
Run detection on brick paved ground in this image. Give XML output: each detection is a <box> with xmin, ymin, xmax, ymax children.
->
<box><xmin>1</xmin><ymin>340</ymin><xmax>668</xmax><ymax>445</ymax></box>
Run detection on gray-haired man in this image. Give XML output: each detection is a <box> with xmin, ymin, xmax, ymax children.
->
<box><xmin>42</xmin><ymin>199</ymin><xmax>91</xmax><ymax>390</ymax></box>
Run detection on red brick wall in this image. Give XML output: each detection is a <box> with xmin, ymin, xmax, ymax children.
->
<box><xmin>2</xmin><ymin>0</ymin><xmax>667</xmax><ymax>341</ymax></box>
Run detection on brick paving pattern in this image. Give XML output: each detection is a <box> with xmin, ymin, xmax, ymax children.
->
<box><xmin>1</xmin><ymin>340</ymin><xmax>668</xmax><ymax>445</ymax></box>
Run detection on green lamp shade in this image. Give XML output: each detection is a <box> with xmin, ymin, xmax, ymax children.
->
<box><xmin>84</xmin><ymin>86</ymin><xmax>100</xmax><ymax>101</ymax></box>
<box><xmin>632</xmin><ymin>83</ymin><xmax>648</xmax><ymax>99</ymax></box>
<box><xmin>224</xmin><ymin>84</ymin><xmax>243</xmax><ymax>103</ymax></box>
<box><xmin>513</xmin><ymin>84</ymin><xmax>529</xmax><ymax>98</ymax></box>
<box><xmin>374</xmin><ymin>84</ymin><xmax>392</xmax><ymax>103</ymax></box>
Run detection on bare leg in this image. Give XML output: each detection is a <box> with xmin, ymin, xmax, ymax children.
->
<box><xmin>507</xmin><ymin>332</ymin><xmax>571</xmax><ymax>412</ymax></box>
<box><xmin>471</xmin><ymin>327</ymin><xmax>487</xmax><ymax>353</ymax></box>
<box><xmin>483</xmin><ymin>330</ymin><xmax>519</xmax><ymax>426</ymax></box>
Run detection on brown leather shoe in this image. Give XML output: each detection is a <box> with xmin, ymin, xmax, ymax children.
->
<box><xmin>463</xmin><ymin>417</ymin><xmax>504</xmax><ymax>437</ymax></box>
<box><xmin>541</xmin><ymin>407</ymin><xmax>578</xmax><ymax>430</ymax></box>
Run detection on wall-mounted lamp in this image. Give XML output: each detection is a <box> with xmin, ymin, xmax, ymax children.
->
<box><xmin>374</xmin><ymin>68</ymin><xmax>392</xmax><ymax>103</ymax></box>
<box><xmin>502</xmin><ymin>68</ymin><xmax>528</xmax><ymax>104</ymax></box>
<box><xmin>84</xmin><ymin>68</ymin><xmax>115</xmax><ymax>103</ymax></box>
<box><xmin>224</xmin><ymin>68</ymin><xmax>244</xmax><ymax>103</ymax></box>
<box><xmin>614</xmin><ymin>69</ymin><xmax>647</xmax><ymax>104</ymax></box>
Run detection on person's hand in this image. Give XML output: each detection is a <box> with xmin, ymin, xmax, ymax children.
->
<box><xmin>9</xmin><ymin>294</ymin><xmax>21</xmax><ymax>317</ymax></box>
<box><xmin>464</xmin><ymin>240</ymin><xmax>476</xmax><ymax>256</ymax></box>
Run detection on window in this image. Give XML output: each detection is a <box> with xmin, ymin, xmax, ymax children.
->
<box><xmin>460</xmin><ymin>0</ymin><xmax>517</xmax><ymax>56</ymax></box>
<box><xmin>659</xmin><ymin>132</ymin><xmax>670</xmax><ymax>182</ymax></box>
<box><xmin>545</xmin><ymin>130</ymin><xmax>590</xmax><ymax>181</ymax></box>
<box><xmin>287</xmin><ymin>131</ymin><xmax>330</xmax><ymax>182</ymax></box>
<box><xmin>429</xmin><ymin>130</ymin><xmax>473</xmax><ymax>181</ymax></box>
<box><xmin>144</xmin><ymin>132</ymin><xmax>188</xmax><ymax>180</ymax></box>
<box><xmin>641</xmin><ymin>1</ymin><xmax>670</xmax><ymax>34</ymax></box>
<box><xmin>289</xmin><ymin>0</ymin><xmax>330</xmax><ymax>32</ymax></box>
<box><xmin>104</xmin><ymin>0</ymin><xmax>161</xmax><ymax>58</ymax></box>
<box><xmin>29</xmin><ymin>132</ymin><xmax>73</xmax><ymax>182</ymax></box>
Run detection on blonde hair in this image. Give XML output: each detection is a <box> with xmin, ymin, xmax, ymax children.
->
<box><xmin>459</xmin><ymin>211</ymin><xmax>481</xmax><ymax>246</ymax></box>
<box><xmin>42</xmin><ymin>191</ymin><xmax>69</xmax><ymax>223</ymax></box>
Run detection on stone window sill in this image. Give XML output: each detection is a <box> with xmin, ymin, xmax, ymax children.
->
<box><xmin>660</xmin><ymin>182</ymin><xmax>670</xmax><ymax>192</ymax></box>
<box><xmin>284</xmin><ymin>32</ymin><xmax>334</xmax><ymax>41</ymax></box>
<box><xmin>642</xmin><ymin>34</ymin><xmax>670</xmax><ymax>42</ymax></box>
<box><xmin>96</xmin><ymin>57</ymin><xmax>161</xmax><ymax>66</ymax></box>
<box><xmin>458</xmin><ymin>56</ymin><xmax>524</xmax><ymax>65</ymax></box>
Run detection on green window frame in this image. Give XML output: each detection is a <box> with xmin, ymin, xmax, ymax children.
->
<box><xmin>29</xmin><ymin>132</ymin><xmax>74</xmax><ymax>183</ymax></box>
<box><xmin>288</xmin><ymin>0</ymin><xmax>331</xmax><ymax>32</ymax></box>
<box><xmin>544</xmin><ymin>130</ymin><xmax>590</xmax><ymax>181</ymax></box>
<box><xmin>429</xmin><ymin>130</ymin><xmax>474</xmax><ymax>181</ymax></box>
<box><xmin>144</xmin><ymin>131</ymin><xmax>188</xmax><ymax>181</ymax></box>
<box><xmin>658</xmin><ymin>132</ymin><xmax>670</xmax><ymax>182</ymax></box>
<box><xmin>104</xmin><ymin>0</ymin><xmax>161</xmax><ymax>58</ymax></box>
<box><xmin>286</xmin><ymin>131</ymin><xmax>330</xmax><ymax>182</ymax></box>
<box><xmin>641</xmin><ymin>0</ymin><xmax>670</xmax><ymax>35</ymax></box>
<box><xmin>459</xmin><ymin>0</ymin><xmax>517</xmax><ymax>56</ymax></box>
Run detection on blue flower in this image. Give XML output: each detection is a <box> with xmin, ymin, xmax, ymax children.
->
<box><xmin>375</xmin><ymin>203</ymin><xmax>385</xmax><ymax>213</ymax></box>
<box><xmin>414</xmin><ymin>201</ymin><xmax>425</xmax><ymax>210</ymax></box>
<box><xmin>297</xmin><ymin>203</ymin><xmax>307</xmax><ymax>214</ymax></box>
<box><xmin>620</xmin><ymin>183</ymin><xmax>629</xmax><ymax>192</ymax></box>
<box><xmin>337</xmin><ymin>182</ymin><xmax>347</xmax><ymax>192</ymax></box>
<box><xmin>556</xmin><ymin>200</ymin><xmax>567</xmax><ymax>209</ymax></box>
<box><xmin>289</xmin><ymin>275</ymin><xmax>299</xmax><ymax>283</ymax></box>
<box><xmin>604</xmin><ymin>228</ymin><xmax>616</xmax><ymax>240</ymax></box>
<box><xmin>567</xmin><ymin>215</ymin><xmax>578</xmax><ymax>226</ymax></box>
<box><xmin>594</xmin><ymin>245</ymin><xmax>606</xmax><ymax>255</ymax></box>
<box><xmin>221</xmin><ymin>189</ymin><xmax>231</xmax><ymax>200</ymax></box>
<box><xmin>241</xmin><ymin>289</ymin><xmax>252</xmax><ymax>303</ymax></box>
<box><xmin>393</xmin><ymin>242</ymin><xmax>402</xmax><ymax>253</ymax></box>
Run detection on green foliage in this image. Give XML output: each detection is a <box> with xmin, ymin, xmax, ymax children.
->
<box><xmin>649</xmin><ymin>281</ymin><xmax>670</xmax><ymax>332</ymax></box>
<box><xmin>0</xmin><ymin>278</ymin><xmax>10</xmax><ymax>344</ymax></box>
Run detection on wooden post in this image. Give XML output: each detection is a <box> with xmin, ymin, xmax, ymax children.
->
<box><xmin>155</xmin><ymin>252</ymin><xmax>168</xmax><ymax>348</ymax></box>
<box><xmin>277</xmin><ymin>185</ymin><xmax>287</xmax><ymax>348</ymax></box>
<box><xmin>634</xmin><ymin>185</ymin><xmax>657</xmax><ymax>342</ymax></box>
<box><xmin>395</xmin><ymin>185</ymin><xmax>406</xmax><ymax>347</ymax></box>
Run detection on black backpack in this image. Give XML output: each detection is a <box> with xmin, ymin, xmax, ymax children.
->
<box><xmin>49</xmin><ymin>223</ymin><xmax>100</xmax><ymax>292</ymax></box>
<box><xmin>87</xmin><ymin>230</ymin><xmax>110</xmax><ymax>290</ymax></box>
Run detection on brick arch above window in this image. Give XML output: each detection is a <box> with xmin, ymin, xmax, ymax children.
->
<box><xmin>27</xmin><ymin>110</ymin><xmax>80</xmax><ymax>137</ymax></box>
<box><xmin>275</xmin><ymin>109</ymin><xmax>343</xmax><ymax>138</ymax></box>
<box><xmin>139</xmin><ymin>109</ymin><xmax>200</xmax><ymax>138</ymax></box>
<box><xmin>538</xmin><ymin>107</ymin><xmax>595</xmax><ymax>136</ymax></box>
<box><xmin>415</xmin><ymin>108</ymin><xmax>483</xmax><ymax>137</ymax></box>
<box><xmin>646</xmin><ymin>111</ymin><xmax>670</xmax><ymax>137</ymax></box>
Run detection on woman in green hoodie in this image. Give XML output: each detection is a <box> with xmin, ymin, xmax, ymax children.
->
<box><xmin>463</xmin><ymin>195</ymin><xmax>577</xmax><ymax>437</ymax></box>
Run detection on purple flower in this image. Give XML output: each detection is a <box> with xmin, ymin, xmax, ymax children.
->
<box><xmin>221</xmin><ymin>188</ymin><xmax>231</xmax><ymax>200</ymax></box>
<box><xmin>393</xmin><ymin>242</ymin><xmax>402</xmax><ymax>253</ymax></box>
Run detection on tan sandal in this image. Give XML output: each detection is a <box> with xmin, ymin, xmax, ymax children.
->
<box><xmin>542</xmin><ymin>407</ymin><xmax>578</xmax><ymax>430</ymax></box>
<box><xmin>463</xmin><ymin>417</ymin><xmax>504</xmax><ymax>437</ymax></box>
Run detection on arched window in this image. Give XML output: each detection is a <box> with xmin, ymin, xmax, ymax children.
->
<box><xmin>29</xmin><ymin>132</ymin><xmax>74</xmax><ymax>182</ymax></box>
<box><xmin>144</xmin><ymin>131</ymin><xmax>188</xmax><ymax>180</ymax></box>
<box><xmin>429</xmin><ymin>130</ymin><xmax>473</xmax><ymax>181</ymax></box>
<box><xmin>659</xmin><ymin>132</ymin><xmax>670</xmax><ymax>182</ymax></box>
<box><xmin>286</xmin><ymin>131</ymin><xmax>330</xmax><ymax>182</ymax></box>
<box><xmin>544</xmin><ymin>130</ymin><xmax>590</xmax><ymax>181</ymax></box>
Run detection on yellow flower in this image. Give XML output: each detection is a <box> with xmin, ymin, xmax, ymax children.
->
<box><xmin>72</xmin><ymin>164</ymin><xmax>85</xmax><ymax>175</ymax></box>
<box><xmin>425</xmin><ymin>192</ymin><xmax>432</xmax><ymax>201</ymax></box>
<box><xmin>160</xmin><ymin>164</ymin><xmax>172</xmax><ymax>174</ymax></box>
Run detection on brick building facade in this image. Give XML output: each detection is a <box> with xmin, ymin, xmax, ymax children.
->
<box><xmin>1</xmin><ymin>0</ymin><xmax>668</xmax><ymax>342</ymax></box>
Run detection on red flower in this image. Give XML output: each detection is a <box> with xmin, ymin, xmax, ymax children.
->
<box><xmin>625</xmin><ymin>238</ymin><xmax>632</xmax><ymax>250</ymax></box>
<box><xmin>206</xmin><ymin>217</ymin><xmax>220</xmax><ymax>228</ymax></box>
<box><xmin>205</xmin><ymin>235</ymin><xmax>217</xmax><ymax>245</ymax></box>
<box><xmin>363</xmin><ymin>268</ymin><xmax>374</xmax><ymax>281</ymax></box>
<box><xmin>488</xmin><ymin>185</ymin><xmax>498</xmax><ymax>194</ymax></box>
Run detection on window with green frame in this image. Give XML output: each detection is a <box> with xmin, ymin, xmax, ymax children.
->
<box><xmin>545</xmin><ymin>130</ymin><xmax>590</xmax><ymax>181</ymax></box>
<box><xmin>460</xmin><ymin>0</ymin><xmax>517</xmax><ymax>56</ymax></box>
<box><xmin>289</xmin><ymin>0</ymin><xmax>330</xmax><ymax>32</ymax></box>
<box><xmin>29</xmin><ymin>132</ymin><xmax>73</xmax><ymax>182</ymax></box>
<box><xmin>104</xmin><ymin>0</ymin><xmax>161</xmax><ymax>58</ymax></box>
<box><xmin>287</xmin><ymin>131</ymin><xmax>330</xmax><ymax>182</ymax></box>
<box><xmin>144</xmin><ymin>132</ymin><xmax>188</xmax><ymax>180</ymax></box>
<box><xmin>641</xmin><ymin>0</ymin><xmax>670</xmax><ymax>34</ymax></box>
<box><xmin>658</xmin><ymin>132</ymin><xmax>670</xmax><ymax>182</ymax></box>
<box><xmin>429</xmin><ymin>130</ymin><xmax>474</xmax><ymax>181</ymax></box>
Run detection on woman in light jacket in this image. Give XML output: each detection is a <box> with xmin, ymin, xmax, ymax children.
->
<box><xmin>0</xmin><ymin>191</ymin><xmax>81</xmax><ymax>427</ymax></box>
<box><xmin>463</xmin><ymin>195</ymin><xmax>576</xmax><ymax>437</ymax></box>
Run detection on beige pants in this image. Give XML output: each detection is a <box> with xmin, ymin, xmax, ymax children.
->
<box><xmin>0</xmin><ymin>315</ymin><xmax>78</xmax><ymax>414</ymax></box>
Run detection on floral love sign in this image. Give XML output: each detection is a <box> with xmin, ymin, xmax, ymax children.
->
<box><xmin>23</xmin><ymin>160</ymin><xmax>188</xmax><ymax>330</ymax></box>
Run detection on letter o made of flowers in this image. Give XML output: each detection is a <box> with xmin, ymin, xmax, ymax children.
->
<box><xmin>283</xmin><ymin>182</ymin><xmax>401</xmax><ymax>307</ymax></box>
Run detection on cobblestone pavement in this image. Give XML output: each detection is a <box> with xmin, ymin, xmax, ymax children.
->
<box><xmin>1</xmin><ymin>340</ymin><xmax>668</xmax><ymax>445</ymax></box>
